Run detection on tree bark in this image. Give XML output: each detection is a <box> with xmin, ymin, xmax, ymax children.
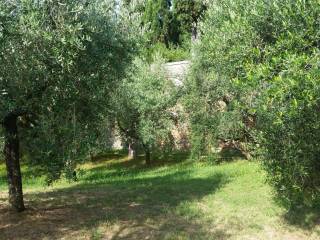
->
<box><xmin>3</xmin><ymin>114</ymin><xmax>25</xmax><ymax>212</ymax></box>
<box><xmin>145</xmin><ymin>145</ymin><xmax>151</xmax><ymax>165</ymax></box>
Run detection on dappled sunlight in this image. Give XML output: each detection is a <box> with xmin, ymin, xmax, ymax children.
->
<box><xmin>1</xmin><ymin>0</ymin><xmax>319</xmax><ymax>239</ymax></box>
<box><xmin>80</xmin><ymin>155</ymin><xmax>130</xmax><ymax>170</ymax></box>
<box><xmin>1</xmin><ymin>158</ymin><xmax>319</xmax><ymax>239</ymax></box>
<box><xmin>0</xmin><ymin>165</ymin><xmax>229</xmax><ymax>240</ymax></box>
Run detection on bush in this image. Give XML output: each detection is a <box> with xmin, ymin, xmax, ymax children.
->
<box><xmin>187</xmin><ymin>0</ymin><xmax>320</xmax><ymax>206</ymax></box>
<box><xmin>258</xmin><ymin>54</ymin><xmax>320</xmax><ymax>207</ymax></box>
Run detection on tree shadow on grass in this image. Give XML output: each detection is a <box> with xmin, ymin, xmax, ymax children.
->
<box><xmin>267</xmin><ymin>189</ymin><xmax>320</xmax><ymax>230</ymax></box>
<box><xmin>89</xmin><ymin>150</ymin><xmax>128</xmax><ymax>163</ymax></box>
<box><xmin>0</xmin><ymin>170</ymin><xmax>231</xmax><ymax>240</ymax></box>
<box><xmin>282</xmin><ymin>205</ymin><xmax>320</xmax><ymax>230</ymax></box>
<box><xmin>105</xmin><ymin>151</ymin><xmax>191</xmax><ymax>170</ymax></box>
<box><xmin>78</xmin><ymin>151</ymin><xmax>192</xmax><ymax>183</ymax></box>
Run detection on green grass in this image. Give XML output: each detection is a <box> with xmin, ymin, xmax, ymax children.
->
<box><xmin>0</xmin><ymin>154</ymin><xmax>319</xmax><ymax>239</ymax></box>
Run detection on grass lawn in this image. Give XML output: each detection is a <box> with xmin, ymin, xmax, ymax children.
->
<box><xmin>0</xmin><ymin>154</ymin><xmax>319</xmax><ymax>240</ymax></box>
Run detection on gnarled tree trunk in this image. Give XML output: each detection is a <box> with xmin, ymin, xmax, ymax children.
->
<box><xmin>3</xmin><ymin>114</ymin><xmax>25</xmax><ymax>212</ymax></box>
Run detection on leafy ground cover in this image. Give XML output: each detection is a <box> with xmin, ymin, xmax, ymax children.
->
<box><xmin>0</xmin><ymin>154</ymin><xmax>319</xmax><ymax>239</ymax></box>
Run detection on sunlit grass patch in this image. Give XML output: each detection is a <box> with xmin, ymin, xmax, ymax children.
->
<box><xmin>0</xmin><ymin>156</ymin><xmax>319</xmax><ymax>239</ymax></box>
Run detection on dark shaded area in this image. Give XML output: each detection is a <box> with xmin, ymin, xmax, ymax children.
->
<box><xmin>0</xmin><ymin>158</ymin><xmax>230</xmax><ymax>240</ymax></box>
<box><xmin>203</xmin><ymin>150</ymin><xmax>247</xmax><ymax>166</ymax></box>
<box><xmin>3</xmin><ymin>113</ymin><xmax>25</xmax><ymax>211</ymax></box>
<box><xmin>1</xmin><ymin>152</ymin><xmax>319</xmax><ymax>239</ymax></box>
<box><xmin>219</xmin><ymin>148</ymin><xmax>247</xmax><ymax>161</ymax></box>
<box><xmin>283</xmin><ymin>205</ymin><xmax>320</xmax><ymax>230</ymax></box>
<box><xmin>77</xmin><ymin>152</ymin><xmax>192</xmax><ymax>185</ymax></box>
<box><xmin>90</xmin><ymin>151</ymin><xmax>189</xmax><ymax>171</ymax></box>
<box><xmin>89</xmin><ymin>150</ymin><xmax>127</xmax><ymax>163</ymax></box>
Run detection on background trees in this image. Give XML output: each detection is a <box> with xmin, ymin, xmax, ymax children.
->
<box><xmin>174</xmin><ymin>0</ymin><xmax>207</xmax><ymax>40</ymax></box>
<box><xmin>112</xmin><ymin>57</ymin><xmax>179</xmax><ymax>164</ymax></box>
<box><xmin>135</xmin><ymin>0</ymin><xmax>207</xmax><ymax>62</ymax></box>
<box><xmin>0</xmin><ymin>0</ymin><xmax>135</xmax><ymax>211</ymax></box>
<box><xmin>142</xmin><ymin>0</ymin><xmax>176</xmax><ymax>46</ymax></box>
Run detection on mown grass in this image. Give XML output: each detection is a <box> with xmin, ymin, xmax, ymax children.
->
<box><xmin>0</xmin><ymin>153</ymin><xmax>319</xmax><ymax>240</ymax></box>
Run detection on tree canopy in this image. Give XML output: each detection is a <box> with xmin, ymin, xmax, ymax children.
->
<box><xmin>112</xmin><ymin>57</ymin><xmax>179</xmax><ymax>164</ymax></box>
<box><xmin>0</xmin><ymin>0</ymin><xmax>136</xmax><ymax>211</ymax></box>
<box><xmin>185</xmin><ymin>0</ymin><xmax>320</xmax><ymax>207</ymax></box>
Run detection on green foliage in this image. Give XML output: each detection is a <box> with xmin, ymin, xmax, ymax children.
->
<box><xmin>173</xmin><ymin>0</ymin><xmax>207</xmax><ymax>39</ymax></box>
<box><xmin>184</xmin><ymin>58</ymin><xmax>248</xmax><ymax>159</ymax></box>
<box><xmin>257</xmin><ymin>54</ymin><xmax>320</xmax><ymax>207</ymax></box>
<box><xmin>112</xmin><ymin>56</ymin><xmax>180</xmax><ymax>159</ymax></box>
<box><xmin>187</xmin><ymin>0</ymin><xmax>320</xmax><ymax>206</ymax></box>
<box><xmin>0</xmin><ymin>0</ymin><xmax>136</xmax><ymax>183</ymax></box>
<box><xmin>139</xmin><ymin>0</ymin><xmax>207</xmax><ymax>62</ymax></box>
<box><xmin>142</xmin><ymin>0</ymin><xmax>177</xmax><ymax>45</ymax></box>
<box><xmin>145</xmin><ymin>42</ymin><xmax>190</xmax><ymax>62</ymax></box>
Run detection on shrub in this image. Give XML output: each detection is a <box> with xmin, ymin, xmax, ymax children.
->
<box><xmin>187</xmin><ymin>0</ymin><xmax>320</xmax><ymax>206</ymax></box>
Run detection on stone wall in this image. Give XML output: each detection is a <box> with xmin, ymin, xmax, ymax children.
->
<box><xmin>163</xmin><ymin>60</ymin><xmax>190</xmax><ymax>86</ymax></box>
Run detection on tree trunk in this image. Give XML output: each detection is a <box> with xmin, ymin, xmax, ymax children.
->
<box><xmin>128</xmin><ymin>141</ymin><xmax>137</xmax><ymax>160</ymax></box>
<box><xmin>145</xmin><ymin>146</ymin><xmax>151</xmax><ymax>165</ymax></box>
<box><xmin>3</xmin><ymin>114</ymin><xmax>25</xmax><ymax>212</ymax></box>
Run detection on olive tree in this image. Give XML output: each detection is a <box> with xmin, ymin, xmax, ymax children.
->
<box><xmin>187</xmin><ymin>0</ymin><xmax>320</xmax><ymax>207</ymax></box>
<box><xmin>112</xmin><ymin>57</ymin><xmax>179</xmax><ymax>165</ymax></box>
<box><xmin>0</xmin><ymin>0</ymin><xmax>135</xmax><ymax>212</ymax></box>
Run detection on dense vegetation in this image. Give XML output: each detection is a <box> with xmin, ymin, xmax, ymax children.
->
<box><xmin>0</xmin><ymin>0</ymin><xmax>136</xmax><ymax>211</ymax></box>
<box><xmin>0</xmin><ymin>1</ymin><xmax>319</xmax><ymax>237</ymax></box>
<box><xmin>111</xmin><ymin>57</ymin><xmax>179</xmax><ymax>164</ymax></box>
<box><xmin>186</xmin><ymin>0</ymin><xmax>320</xmax><ymax>207</ymax></box>
<box><xmin>125</xmin><ymin>0</ymin><xmax>206</xmax><ymax>62</ymax></box>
